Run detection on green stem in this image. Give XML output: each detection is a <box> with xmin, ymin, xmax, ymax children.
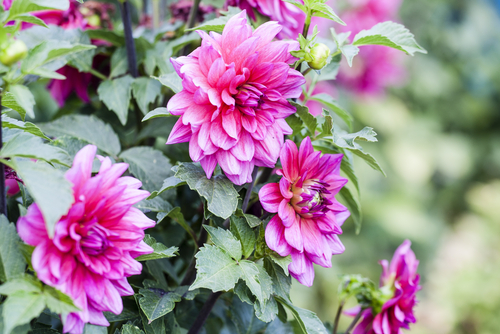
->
<box><xmin>332</xmin><ymin>301</ymin><xmax>345</xmax><ymax>334</ymax></box>
<box><xmin>187</xmin><ymin>0</ymin><xmax>201</xmax><ymax>29</ymax></box>
<box><xmin>344</xmin><ymin>308</ymin><xmax>365</xmax><ymax>334</ymax></box>
<box><xmin>302</xmin><ymin>11</ymin><xmax>311</xmax><ymax>39</ymax></box>
<box><xmin>0</xmin><ymin>93</ymin><xmax>6</xmax><ymax>216</ymax></box>
<box><xmin>301</xmin><ymin>67</ymin><xmax>312</xmax><ymax>77</ymax></box>
<box><xmin>88</xmin><ymin>68</ymin><xmax>107</xmax><ymax>81</ymax></box>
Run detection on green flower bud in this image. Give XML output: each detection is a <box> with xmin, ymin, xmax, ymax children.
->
<box><xmin>87</xmin><ymin>15</ymin><xmax>101</xmax><ymax>28</ymax></box>
<box><xmin>307</xmin><ymin>43</ymin><xmax>330</xmax><ymax>70</ymax></box>
<box><xmin>0</xmin><ymin>40</ymin><xmax>28</xmax><ymax>66</ymax></box>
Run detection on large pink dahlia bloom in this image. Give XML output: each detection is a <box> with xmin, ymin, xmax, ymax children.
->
<box><xmin>166</xmin><ymin>11</ymin><xmax>305</xmax><ymax>185</ymax></box>
<box><xmin>17</xmin><ymin>145</ymin><xmax>155</xmax><ymax>334</ymax></box>
<box><xmin>348</xmin><ymin>240</ymin><xmax>421</xmax><ymax>334</ymax></box>
<box><xmin>258</xmin><ymin>137</ymin><xmax>350</xmax><ymax>286</ymax></box>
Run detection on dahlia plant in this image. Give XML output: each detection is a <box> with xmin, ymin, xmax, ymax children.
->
<box><xmin>0</xmin><ymin>0</ymin><xmax>425</xmax><ymax>333</ymax></box>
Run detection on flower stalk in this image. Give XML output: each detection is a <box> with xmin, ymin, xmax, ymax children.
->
<box><xmin>120</xmin><ymin>0</ymin><xmax>138</xmax><ymax>78</ymax></box>
<box><xmin>0</xmin><ymin>94</ymin><xmax>6</xmax><ymax>216</ymax></box>
<box><xmin>332</xmin><ymin>300</ymin><xmax>345</xmax><ymax>334</ymax></box>
<box><xmin>345</xmin><ymin>307</ymin><xmax>364</xmax><ymax>334</ymax></box>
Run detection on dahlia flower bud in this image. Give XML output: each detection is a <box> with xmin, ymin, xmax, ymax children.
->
<box><xmin>307</xmin><ymin>43</ymin><xmax>330</xmax><ymax>70</ymax></box>
<box><xmin>17</xmin><ymin>145</ymin><xmax>155</xmax><ymax>334</ymax></box>
<box><xmin>258</xmin><ymin>137</ymin><xmax>350</xmax><ymax>286</ymax></box>
<box><xmin>0</xmin><ymin>40</ymin><xmax>28</xmax><ymax>66</ymax></box>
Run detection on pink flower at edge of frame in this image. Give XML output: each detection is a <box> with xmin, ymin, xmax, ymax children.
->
<box><xmin>17</xmin><ymin>145</ymin><xmax>155</xmax><ymax>334</ymax></box>
<box><xmin>166</xmin><ymin>10</ymin><xmax>305</xmax><ymax>185</ymax></box>
<box><xmin>258</xmin><ymin>137</ymin><xmax>350</xmax><ymax>286</ymax></box>
<box><xmin>346</xmin><ymin>240</ymin><xmax>421</xmax><ymax>334</ymax></box>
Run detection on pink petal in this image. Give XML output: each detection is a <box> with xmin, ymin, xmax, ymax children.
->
<box><xmin>166</xmin><ymin>116</ymin><xmax>192</xmax><ymax>144</ymax></box>
<box><xmin>280</xmin><ymin>140</ymin><xmax>299</xmax><ymax>181</ymax></box>
<box><xmin>284</xmin><ymin>216</ymin><xmax>303</xmax><ymax>251</ymax></box>
<box><xmin>265</xmin><ymin>215</ymin><xmax>292</xmax><ymax>256</ymax></box>
<box><xmin>258</xmin><ymin>183</ymin><xmax>283</xmax><ymax>213</ymax></box>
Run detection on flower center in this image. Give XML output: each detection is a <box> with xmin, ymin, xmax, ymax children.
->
<box><xmin>291</xmin><ymin>179</ymin><xmax>332</xmax><ymax>218</ymax></box>
<box><xmin>80</xmin><ymin>223</ymin><xmax>110</xmax><ymax>256</ymax></box>
<box><xmin>234</xmin><ymin>83</ymin><xmax>266</xmax><ymax>115</ymax></box>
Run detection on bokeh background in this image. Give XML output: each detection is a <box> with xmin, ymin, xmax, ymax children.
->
<box><xmin>291</xmin><ymin>0</ymin><xmax>500</xmax><ymax>333</ymax></box>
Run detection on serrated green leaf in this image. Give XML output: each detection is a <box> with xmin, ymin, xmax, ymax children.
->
<box><xmin>239</xmin><ymin>261</ymin><xmax>267</xmax><ymax>303</ymax></box>
<box><xmin>339</xmin><ymin>186</ymin><xmax>362</xmax><ymax>234</ymax></box>
<box><xmin>310</xmin><ymin>3</ymin><xmax>345</xmax><ymax>25</ymax></box>
<box><xmin>122</xmin><ymin>324</ymin><xmax>145</xmax><ymax>334</ymax></box>
<box><xmin>97</xmin><ymin>75</ymin><xmax>134</xmax><ymax>125</ymax></box>
<box><xmin>283</xmin><ymin>0</ymin><xmax>307</xmax><ymax>13</ymax></box>
<box><xmin>263</xmin><ymin>258</ymin><xmax>290</xmax><ymax>301</ymax></box>
<box><xmin>230</xmin><ymin>296</ymin><xmax>267</xmax><ymax>334</ymax></box>
<box><xmin>29</xmin><ymin>67</ymin><xmax>66</xmax><ymax>79</ymax></box>
<box><xmin>138</xmin><ymin>288</ymin><xmax>181</xmax><ymax>323</ymax></box>
<box><xmin>38</xmin><ymin>115</ymin><xmax>121</xmax><ymax>156</ymax></box>
<box><xmin>234</xmin><ymin>280</ymin><xmax>254</xmax><ymax>305</ymax></box>
<box><xmin>0</xmin><ymin>275</ymin><xmax>41</xmax><ymax>295</ymax></box>
<box><xmin>316</xmin><ymin>113</ymin><xmax>333</xmax><ymax>140</ymax></box>
<box><xmin>230</xmin><ymin>216</ymin><xmax>256</xmax><ymax>258</ymax></box>
<box><xmin>2</xmin><ymin>85</ymin><xmax>35</xmax><ymax>120</ymax></box>
<box><xmin>132</xmin><ymin>78</ymin><xmax>162</xmax><ymax>115</ymax></box>
<box><xmin>7</xmin><ymin>0</ymin><xmax>69</xmax><ymax>21</ymax></box>
<box><xmin>187</xmin><ymin>6</ymin><xmax>242</xmax><ymax>33</ymax></box>
<box><xmin>1</xmin><ymin>116</ymin><xmax>49</xmax><ymax>141</ymax></box>
<box><xmin>254</xmin><ymin>297</ymin><xmax>278</xmax><ymax>323</ymax></box>
<box><xmin>119</xmin><ymin>146</ymin><xmax>173</xmax><ymax>193</ymax></box>
<box><xmin>0</xmin><ymin>216</ymin><xmax>26</xmax><ymax>283</ymax></box>
<box><xmin>285</xmin><ymin>114</ymin><xmax>303</xmax><ymax>137</ymax></box>
<box><xmin>0</xmin><ymin>132</ymin><xmax>71</xmax><ymax>166</ymax></box>
<box><xmin>154</xmin><ymin>73</ymin><xmax>182</xmax><ymax>94</ymax></box>
<box><xmin>310</xmin><ymin>94</ymin><xmax>352</xmax><ymax>129</ymax></box>
<box><xmin>269</xmin><ymin>255</ymin><xmax>292</xmax><ymax>276</ymax></box>
<box><xmin>204</xmin><ymin>226</ymin><xmax>242</xmax><ymax>260</ymax></box>
<box><xmin>147</xmin><ymin>176</ymin><xmax>184</xmax><ymax>200</ymax></box>
<box><xmin>136</xmin><ymin>235</ymin><xmax>178</xmax><ymax>261</ymax></box>
<box><xmin>353</xmin><ymin>21</ymin><xmax>427</xmax><ymax>55</ymax></box>
<box><xmin>109</xmin><ymin>47</ymin><xmax>128</xmax><ymax>78</ymax></box>
<box><xmin>274</xmin><ymin>296</ymin><xmax>329</xmax><ymax>334</ymax></box>
<box><xmin>2</xmin><ymin>291</ymin><xmax>46</xmax><ymax>334</ymax></box>
<box><xmin>12</xmin><ymin>14</ymin><xmax>47</xmax><ymax>28</ymax></box>
<box><xmin>291</xmin><ymin>101</ymin><xmax>317</xmax><ymax>136</ymax></box>
<box><xmin>174</xmin><ymin>163</ymin><xmax>238</xmax><ymax>219</ymax></box>
<box><xmin>5</xmin><ymin>159</ymin><xmax>74</xmax><ymax>238</ymax></box>
<box><xmin>142</xmin><ymin>107</ymin><xmax>172</xmax><ymax>122</ymax></box>
<box><xmin>190</xmin><ymin>244</ymin><xmax>241</xmax><ymax>292</ymax></box>
<box><xmin>43</xmin><ymin>286</ymin><xmax>80</xmax><ymax>314</ymax></box>
<box><xmin>134</xmin><ymin>295</ymin><xmax>167</xmax><ymax>334</ymax></box>
<box><xmin>82</xmin><ymin>324</ymin><xmax>107</xmax><ymax>334</ymax></box>
<box><xmin>340</xmin><ymin>150</ymin><xmax>359</xmax><ymax>193</ymax></box>
<box><xmin>86</xmin><ymin>29</ymin><xmax>125</xmax><ymax>46</ymax></box>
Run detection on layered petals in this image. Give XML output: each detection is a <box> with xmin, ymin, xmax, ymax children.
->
<box><xmin>166</xmin><ymin>11</ymin><xmax>305</xmax><ymax>185</ymax></box>
<box><xmin>259</xmin><ymin>137</ymin><xmax>349</xmax><ymax>286</ymax></box>
<box><xmin>17</xmin><ymin>145</ymin><xmax>154</xmax><ymax>334</ymax></box>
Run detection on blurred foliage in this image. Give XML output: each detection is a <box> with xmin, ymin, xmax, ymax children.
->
<box><xmin>291</xmin><ymin>0</ymin><xmax>500</xmax><ymax>333</ymax></box>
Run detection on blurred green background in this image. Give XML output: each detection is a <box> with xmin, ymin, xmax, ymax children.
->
<box><xmin>291</xmin><ymin>0</ymin><xmax>500</xmax><ymax>333</ymax></box>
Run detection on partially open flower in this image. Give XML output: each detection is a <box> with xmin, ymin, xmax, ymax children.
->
<box><xmin>258</xmin><ymin>137</ymin><xmax>349</xmax><ymax>286</ymax></box>
<box><xmin>17</xmin><ymin>145</ymin><xmax>155</xmax><ymax>334</ymax></box>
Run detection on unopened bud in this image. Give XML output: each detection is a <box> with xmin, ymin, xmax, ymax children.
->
<box><xmin>307</xmin><ymin>43</ymin><xmax>330</xmax><ymax>70</ymax></box>
<box><xmin>0</xmin><ymin>40</ymin><xmax>28</xmax><ymax>66</ymax></box>
<box><xmin>87</xmin><ymin>15</ymin><xmax>101</xmax><ymax>28</ymax></box>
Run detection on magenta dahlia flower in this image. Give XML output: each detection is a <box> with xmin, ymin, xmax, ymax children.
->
<box><xmin>166</xmin><ymin>10</ymin><xmax>305</xmax><ymax>185</ymax></box>
<box><xmin>2</xmin><ymin>0</ymin><xmax>12</xmax><ymax>10</ymax></box>
<box><xmin>348</xmin><ymin>240</ymin><xmax>421</xmax><ymax>334</ymax></box>
<box><xmin>258</xmin><ymin>137</ymin><xmax>349</xmax><ymax>286</ymax></box>
<box><xmin>17</xmin><ymin>145</ymin><xmax>155</xmax><ymax>334</ymax></box>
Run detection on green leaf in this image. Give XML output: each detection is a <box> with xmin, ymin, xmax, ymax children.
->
<box><xmin>340</xmin><ymin>150</ymin><xmax>359</xmax><ymax>193</ymax></box>
<box><xmin>154</xmin><ymin>73</ymin><xmax>183</xmax><ymax>94</ymax></box>
<box><xmin>2</xmin><ymin>85</ymin><xmax>35</xmax><ymax>120</ymax></box>
<box><xmin>6</xmin><ymin>159</ymin><xmax>74</xmax><ymax>238</ymax></box>
<box><xmin>230</xmin><ymin>297</ymin><xmax>267</xmax><ymax>334</ymax></box>
<box><xmin>331</xmin><ymin>125</ymin><xmax>385</xmax><ymax>175</ymax></box>
<box><xmin>122</xmin><ymin>324</ymin><xmax>145</xmax><ymax>334</ymax></box>
<box><xmin>204</xmin><ymin>226</ymin><xmax>242</xmax><ymax>260</ymax></box>
<box><xmin>0</xmin><ymin>275</ymin><xmax>41</xmax><ymax>295</ymax></box>
<box><xmin>29</xmin><ymin>67</ymin><xmax>66</xmax><ymax>79</ymax></box>
<box><xmin>263</xmin><ymin>258</ymin><xmax>290</xmax><ymax>301</ymax></box>
<box><xmin>147</xmin><ymin>176</ymin><xmax>184</xmax><ymax>200</ymax></box>
<box><xmin>316</xmin><ymin>113</ymin><xmax>333</xmax><ymax>140</ymax></box>
<box><xmin>339</xmin><ymin>44</ymin><xmax>360</xmax><ymax>67</ymax></box>
<box><xmin>142</xmin><ymin>107</ymin><xmax>172</xmax><ymax>122</ymax></box>
<box><xmin>119</xmin><ymin>147</ymin><xmax>173</xmax><ymax>193</ymax></box>
<box><xmin>43</xmin><ymin>286</ymin><xmax>80</xmax><ymax>314</ymax></box>
<box><xmin>0</xmin><ymin>132</ymin><xmax>71</xmax><ymax>166</ymax></box>
<box><xmin>291</xmin><ymin>101</ymin><xmax>317</xmax><ymax>136</ymax></box>
<box><xmin>134</xmin><ymin>295</ymin><xmax>167</xmax><ymax>334</ymax></box>
<box><xmin>274</xmin><ymin>296</ymin><xmax>329</xmax><ymax>334</ymax></box>
<box><xmin>190</xmin><ymin>244</ymin><xmax>242</xmax><ymax>292</ymax></box>
<box><xmin>283</xmin><ymin>0</ymin><xmax>306</xmax><ymax>13</ymax></box>
<box><xmin>109</xmin><ymin>47</ymin><xmax>128</xmax><ymax>78</ymax></box>
<box><xmin>7</xmin><ymin>0</ymin><xmax>69</xmax><ymax>21</ymax></box>
<box><xmin>187</xmin><ymin>6</ymin><xmax>242</xmax><ymax>33</ymax></box>
<box><xmin>310</xmin><ymin>3</ymin><xmax>345</xmax><ymax>25</ymax></box>
<box><xmin>285</xmin><ymin>114</ymin><xmax>303</xmax><ymax>137</ymax></box>
<box><xmin>339</xmin><ymin>186</ymin><xmax>362</xmax><ymax>234</ymax></box>
<box><xmin>132</xmin><ymin>78</ymin><xmax>162</xmax><ymax>115</ymax></box>
<box><xmin>1</xmin><ymin>116</ymin><xmax>49</xmax><ymax>141</ymax></box>
<box><xmin>239</xmin><ymin>262</ymin><xmax>272</xmax><ymax>305</ymax></box>
<box><xmin>269</xmin><ymin>255</ymin><xmax>292</xmax><ymax>276</ymax></box>
<box><xmin>82</xmin><ymin>324</ymin><xmax>107</xmax><ymax>334</ymax></box>
<box><xmin>0</xmin><ymin>217</ymin><xmax>27</xmax><ymax>283</ymax></box>
<box><xmin>242</xmin><ymin>213</ymin><xmax>261</xmax><ymax>228</ymax></box>
<box><xmin>21</xmin><ymin>40</ymin><xmax>95</xmax><ymax>74</ymax></box>
<box><xmin>97</xmin><ymin>75</ymin><xmax>134</xmax><ymax>126</ymax></box>
<box><xmin>38</xmin><ymin>115</ymin><xmax>121</xmax><ymax>157</ymax></box>
<box><xmin>230</xmin><ymin>216</ymin><xmax>256</xmax><ymax>259</ymax></box>
<box><xmin>254</xmin><ymin>297</ymin><xmax>278</xmax><ymax>323</ymax></box>
<box><xmin>174</xmin><ymin>163</ymin><xmax>239</xmax><ymax>219</ymax></box>
<box><xmin>138</xmin><ymin>288</ymin><xmax>182</xmax><ymax>323</ymax></box>
<box><xmin>2</xmin><ymin>291</ymin><xmax>46</xmax><ymax>334</ymax></box>
<box><xmin>353</xmin><ymin>21</ymin><xmax>427</xmax><ymax>55</ymax></box>
<box><xmin>12</xmin><ymin>14</ymin><xmax>48</xmax><ymax>28</ymax></box>
<box><xmin>310</xmin><ymin>94</ymin><xmax>352</xmax><ymax>129</ymax></box>
<box><xmin>135</xmin><ymin>235</ymin><xmax>178</xmax><ymax>261</ymax></box>
<box><xmin>86</xmin><ymin>29</ymin><xmax>125</xmax><ymax>46</ymax></box>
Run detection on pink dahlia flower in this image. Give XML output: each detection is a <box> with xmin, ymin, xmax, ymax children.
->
<box><xmin>166</xmin><ymin>10</ymin><xmax>305</xmax><ymax>185</ymax></box>
<box><xmin>348</xmin><ymin>240</ymin><xmax>421</xmax><ymax>334</ymax></box>
<box><xmin>17</xmin><ymin>145</ymin><xmax>155</xmax><ymax>334</ymax></box>
<box><xmin>2</xmin><ymin>0</ymin><xmax>12</xmax><ymax>10</ymax></box>
<box><xmin>258</xmin><ymin>137</ymin><xmax>349</xmax><ymax>286</ymax></box>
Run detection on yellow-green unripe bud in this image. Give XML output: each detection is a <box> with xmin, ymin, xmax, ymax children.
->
<box><xmin>87</xmin><ymin>14</ymin><xmax>101</xmax><ymax>28</ymax></box>
<box><xmin>307</xmin><ymin>43</ymin><xmax>330</xmax><ymax>70</ymax></box>
<box><xmin>0</xmin><ymin>40</ymin><xmax>28</xmax><ymax>66</ymax></box>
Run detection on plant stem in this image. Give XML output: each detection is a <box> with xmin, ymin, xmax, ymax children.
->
<box><xmin>180</xmin><ymin>218</ymin><xmax>208</xmax><ymax>286</ymax></box>
<box><xmin>344</xmin><ymin>308</ymin><xmax>364</xmax><ymax>334</ymax></box>
<box><xmin>187</xmin><ymin>0</ymin><xmax>201</xmax><ymax>29</ymax></box>
<box><xmin>302</xmin><ymin>11</ymin><xmax>311</xmax><ymax>39</ymax></box>
<box><xmin>187</xmin><ymin>291</ymin><xmax>223</xmax><ymax>334</ymax></box>
<box><xmin>241</xmin><ymin>167</ymin><xmax>259</xmax><ymax>213</ymax></box>
<box><xmin>301</xmin><ymin>67</ymin><xmax>312</xmax><ymax>76</ymax></box>
<box><xmin>88</xmin><ymin>68</ymin><xmax>107</xmax><ymax>81</ymax></box>
<box><xmin>332</xmin><ymin>301</ymin><xmax>345</xmax><ymax>334</ymax></box>
<box><xmin>152</xmin><ymin>0</ymin><xmax>160</xmax><ymax>30</ymax></box>
<box><xmin>0</xmin><ymin>94</ymin><xmax>6</xmax><ymax>216</ymax></box>
<box><xmin>120</xmin><ymin>0</ymin><xmax>138</xmax><ymax>78</ymax></box>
